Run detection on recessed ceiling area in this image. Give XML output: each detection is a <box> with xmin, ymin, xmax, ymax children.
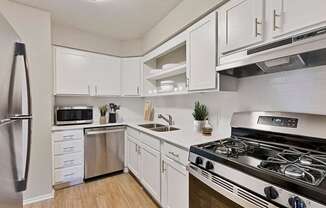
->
<box><xmin>11</xmin><ymin>0</ymin><xmax>183</xmax><ymax>40</ymax></box>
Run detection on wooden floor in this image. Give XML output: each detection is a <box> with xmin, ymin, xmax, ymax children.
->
<box><xmin>24</xmin><ymin>173</ymin><xmax>159</xmax><ymax>208</ymax></box>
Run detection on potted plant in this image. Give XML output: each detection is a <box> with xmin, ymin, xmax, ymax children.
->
<box><xmin>192</xmin><ymin>101</ymin><xmax>208</xmax><ymax>132</ymax></box>
<box><xmin>99</xmin><ymin>105</ymin><xmax>108</xmax><ymax>124</ymax></box>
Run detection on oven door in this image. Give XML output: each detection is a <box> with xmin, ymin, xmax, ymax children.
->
<box><xmin>188</xmin><ymin>164</ymin><xmax>279</xmax><ymax>208</ymax></box>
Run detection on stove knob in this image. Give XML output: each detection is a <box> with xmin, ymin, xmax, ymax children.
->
<box><xmin>195</xmin><ymin>157</ymin><xmax>203</xmax><ymax>165</ymax></box>
<box><xmin>205</xmin><ymin>161</ymin><xmax>214</xmax><ymax>170</ymax></box>
<box><xmin>288</xmin><ymin>196</ymin><xmax>306</xmax><ymax>208</ymax></box>
<box><xmin>264</xmin><ymin>186</ymin><xmax>279</xmax><ymax>200</ymax></box>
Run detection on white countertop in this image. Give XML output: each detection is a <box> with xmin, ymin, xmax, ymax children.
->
<box><xmin>52</xmin><ymin>121</ymin><xmax>220</xmax><ymax>150</ymax></box>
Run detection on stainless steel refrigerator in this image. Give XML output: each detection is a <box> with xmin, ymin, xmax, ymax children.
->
<box><xmin>0</xmin><ymin>12</ymin><xmax>32</xmax><ymax>208</ymax></box>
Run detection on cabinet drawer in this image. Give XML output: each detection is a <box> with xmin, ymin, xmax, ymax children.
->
<box><xmin>140</xmin><ymin>133</ymin><xmax>160</xmax><ymax>151</ymax></box>
<box><xmin>127</xmin><ymin>127</ymin><xmax>140</xmax><ymax>139</ymax></box>
<box><xmin>53</xmin><ymin>130</ymin><xmax>83</xmax><ymax>142</ymax></box>
<box><xmin>163</xmin><ymin>142</ymin><xmax>188</xmax><ymax>166</ymax></box>
<box><xmin>54</xmin><ymin>166</ymin><xmax>83</xmax><ymax>184</ymax></box>
<box><xmin>54</xmin><ymin>140</ymin><xmax>83</xmax><ymax>155</ymax></box>
<box><xmin>54</xmin><ymin>153</ymin><xmax>83</xmax><ymax>169</ymax></box>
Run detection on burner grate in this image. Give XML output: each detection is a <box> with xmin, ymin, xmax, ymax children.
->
<box><xmin>259</xmin><ymin>148</ymin><xmax>326</xmax><ymax>186</ymax></box>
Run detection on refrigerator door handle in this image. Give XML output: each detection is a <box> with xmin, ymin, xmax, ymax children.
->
<box><xmin>14</xmin><ymin>118</ymin><xmax>32</xmax><ymax>192</ymax></box>
<box><xmin>13</xmin><ymin>42</ymin><xmax>32</xmax><ymax>192</ymax></box>
<box><xmin>10</xmin><ymin>114</ymin><xmax>32</xmax><ymax>120</ymax></box>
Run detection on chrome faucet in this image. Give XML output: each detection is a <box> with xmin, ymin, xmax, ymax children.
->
<box><xmin>158</xmin><ymin>114</ymin><xmax>174</xmax><ymax>126</ymax></box>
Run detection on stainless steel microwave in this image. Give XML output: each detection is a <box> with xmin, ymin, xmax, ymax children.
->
<box><xmin>55</xmin><ymin>106</ymin><xmax>93</xmax><ymax>126</ymax></box>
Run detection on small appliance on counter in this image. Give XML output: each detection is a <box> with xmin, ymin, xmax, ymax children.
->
<box><xmin>108</xmin><ymin>103</ymin><xmax>119</xmax><ymax>123</ymax></box>
<box><xmin>55</xmin><ymin>106</ymin><xmax>93</xmax><ymax>125</ymax></box>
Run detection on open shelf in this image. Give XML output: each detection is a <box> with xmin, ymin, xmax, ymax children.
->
<box><xmin>146</xmin><ymin>64</ymin><xmax>186</xmax><ymax>81</ymax></box>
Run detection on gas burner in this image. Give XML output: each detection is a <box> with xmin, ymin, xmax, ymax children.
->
<box><xmin>283</xmin><ymin>165</ymin><xmax>306</xmax><ymax>179</ymax></box>
<box><xmin>259</xmin><ymin>148</ymin><xmax>326</xmax><ymax>186</ymax></box>
<box><xmin>212</xmin><ymin>138</ymin><xmax>249</xmax><ymax>157</ymax></box>
<box><xmin>215</xmin><ymin>146</ymin><xmax>232</xmax><ymax>155</ymax></box>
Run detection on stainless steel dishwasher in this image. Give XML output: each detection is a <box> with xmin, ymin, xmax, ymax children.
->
<box><xmin>84</xmin><ymin>126</ymin><xmax>125</xmax><ymax>179</ymax></box>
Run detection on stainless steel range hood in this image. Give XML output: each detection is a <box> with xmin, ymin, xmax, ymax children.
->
<box><xmin>218</xmin><ymin>27</ymin><xmax>326</xmax><ymax>78</ymax></box>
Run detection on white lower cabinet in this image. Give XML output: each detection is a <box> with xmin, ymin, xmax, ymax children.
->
<box><xmin>127</xmin><ymin>135</ymin><xmax>141</xmax><ymax>178</ymax></box>
<box><xmin>52</xmin><ymin>129</ymin><xmax>84</xmax><ymax>189</ymax></box>
<box><xmin>126</xmin><ymin>128</ymin><xmax>189</xmax><ymax>207</ymax></box>
<box><xmin>140</xmin><ymin>144</ymin><xmax>161</xmax><ymax>202</ymax></box>
<box><xmin>161</xmin><ymin>156</ymin><xmax>189</xmax><ymax>208</ymax></box>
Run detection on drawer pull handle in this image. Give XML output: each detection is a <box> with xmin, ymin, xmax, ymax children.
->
<box><xmin>169</xmin><ymin>151</ymin><xmax>179</xmax><ymax>158</ymax></box>
<box><xmin>63</xmin><ymin>147</ymin><xmax>74</xmax><ymax>152</ymax></box>
<box><xmin>63</xmin><ymin>135</ymin><xmax>74</xmax><ymax>139</ymax></box>
<box><xmin>63</xmin><ymin>160</ymin><xmax>74</xmax><ymax>164</ymax></box>
<box><xmin>64</xmin><ymin>173</ymin><xmax>74</xmax><ymax>177</ymax></box>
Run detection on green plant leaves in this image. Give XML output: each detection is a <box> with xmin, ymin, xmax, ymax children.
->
<box><xmin>192</xmin><ymin>101</ymin><xmax>208</xmax><ymax>121</ymax></box>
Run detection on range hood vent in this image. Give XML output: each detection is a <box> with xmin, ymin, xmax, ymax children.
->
<box><xmin>219</xmin><ymin>27</ymin><xmax>326</xmax><ymax>78</ymax></box>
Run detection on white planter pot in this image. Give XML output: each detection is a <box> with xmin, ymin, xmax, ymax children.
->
<box><xmin>193</xmin><ymin>120</ymin><xmax>205</xmax><ymax>132</ymax></box>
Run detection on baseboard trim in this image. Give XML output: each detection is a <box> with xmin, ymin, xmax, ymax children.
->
<box><xmin>23</xmin><ymin>190</ymin><xmax>55</xmax><ymax>205</ymax></box>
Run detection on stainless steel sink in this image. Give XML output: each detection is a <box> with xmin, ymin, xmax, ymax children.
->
<box><xmin>138</xmin><ymin>123</ymin><xmax>180</xmax><ymax>132</ymax></box>
<box><xmin>138</xmin><ymin>123</ymin><xmax>165</xmax><ymax>129</ymax></box>
<box><xmin>151</xmin><ymin>126</ymin><xmax>180</xmax><ymax>132</ymax></box>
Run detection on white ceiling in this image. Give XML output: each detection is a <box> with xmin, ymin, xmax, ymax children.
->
<box><xmin>11</xmin><ymin>0</ymin><xmax>183</xmax><ymax>40</ymax></box>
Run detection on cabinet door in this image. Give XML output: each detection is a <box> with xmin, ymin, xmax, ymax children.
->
<box><xmin>121</xmin><ymin>57</ymin><xmax>141</xmax><ymax>96</ymax></box>
<box><xmin>140</xmin><ymin>145</ymin><xmax>161</xmax><ymax>202</ymax></box>
<box><xmin>127</xmin><ymin>136</ymin><xmax>140</xmax><ymax>178</ymax></box>
<box><xmin>187</xmin><ymin>12</ymin><xmax>216</xmax><ymax>91</ymax></box>
<box><xmin>161</xmin><ymin>156</ymin><xmax>188</xmax><ymax>208</ymax></box>
<box><xmin>219</xmin><ymin>0</ymin><xmax>264</xmax><ymax>53</ymax></box>
<box><xmin>55</xmin><ymin>47</ymin><xmax>90</xmax><ymax>95</ymax></box>
<box><xmin>91</xmin><ymin>54</ymin><xmax>121</xmax><ymax>96</ymax></box>
<box><xmin>269</xmin><ymin>0</ymin><xmax>326</xmax><ymax>38</ymax></box>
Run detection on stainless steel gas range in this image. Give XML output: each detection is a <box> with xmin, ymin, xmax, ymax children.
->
<box><xmin>188</xmin><ymin>111</ymin><xmax>326</xmax><ymax>208</ymax></box>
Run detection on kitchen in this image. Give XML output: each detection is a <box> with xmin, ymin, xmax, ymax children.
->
<box><xmin>1</xmin><ymin>0</ymin><xmax>326</xmax><ymax>208</ymax></box>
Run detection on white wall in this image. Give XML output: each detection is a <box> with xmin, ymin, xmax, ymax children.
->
<box><xmin>142</xmin><ymin>0</ymin><xmax>226</xmax><ymax>52</ymax></box>
<box><xmin>120</xmin><ymin>39</ymin><xmax>143</xmax><ymax>57</ymax></box>
<box><xmin>52</xmin><ymin>23</ymin><xmax>122</xmax><ymax>56</ymax></box>
<box><xmin>53</xmin><ymin>23</ymin><xmax>143</xmax><ymax>57</ymax></box>
<box><xmin>148</xmin><ymin>66</ymin><xmax>326</xmax><ymax>138</ymax></box>
<box><xmin>0</xmin><ymin>0</ymin><xmax>53</xmax><ymax>201</ymax></box>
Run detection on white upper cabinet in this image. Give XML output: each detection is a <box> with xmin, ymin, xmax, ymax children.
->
<box><xmin>121</xmin><ymin>57</ymin><xmax>141</xmax><ymax>96</ymax></box>
<box><xmin>91</xmin><ymin>54</ymin><xmax>121</xmax><ymax>96</ymax></box>
<box><xmin>219</xmin><ymin>0</ymin><xmax>264</xmax><ymax>54</ymax></box>
<box><xmin>54</xmin><ymin>47</ymin><xmax>91</xmax><ymax>95</ymax></box>
<box><xmin>268</xmin><ymin>0</ymin><xmax>326</xmax><ymax>38</ymax></box>
<box><xmin>54</xmin><ymin>46</ymin><xmax>121</xmax><ymax>96</ymax></box>
<box><xmin>187</xmin><ymin>12</ymin><xmax>217</xmax><ymax>91</ymax></box>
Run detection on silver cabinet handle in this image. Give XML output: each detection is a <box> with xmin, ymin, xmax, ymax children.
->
<box><xmin>135</xmin><ymin>144</ymin><xmax>138</xmax><ymax>153</ymax></box>
<box><xmin>63</xmin><ymin>135</ymin><xmax>74</xmax><ymax>139</ymax></box>
<box><xmin>255</xmin><ymin>18</ymin><xmax>262</xmax><ymax>37</ymax></box>
<box><xmin>88</xmin><ymin>85</ymin><xmax>90</xmax><ymax>95</ymax></box>
<box><xmin>273</xmin><ymin>9</ymin><xmax>281</xmax><ymax>31</ymax></box>
<box><xmin>64</xmin><ymin>173</ymin><xmax>74</xmax><ymax>177</ymax></box>
<box><xmin>137</xmin><ymin>86</ymin><xmax>140</xmax><ymax>95</ymax></box>
<box><xmin>95</xmin><ymin>86</ymin><xmax>98</xmax><ymax>96</ymax></box>
<box><xmin>63</xmin><ymin>147</ymin><xmax>74</xmax><ymax>152</ymax></box>
<box><xmin>161</xmin><ymin>160</ymin><xmax>165</xmax><ymax>173</ymax></box>
<box><xmin>169</xmin><ymin>151</ymin><xmax>179</xmax><ymax>158</ymax></box>
<box><xmin>137</xmin><ymin>145</ymin><xmax>141</xmax><ymax>154</ymax></box>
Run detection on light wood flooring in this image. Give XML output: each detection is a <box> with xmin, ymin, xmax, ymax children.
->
<box><xmin>24</xmin><ymin>173</ymin><xmax>159</xmax><ymax>208</ymax></box>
